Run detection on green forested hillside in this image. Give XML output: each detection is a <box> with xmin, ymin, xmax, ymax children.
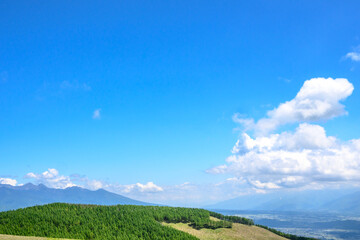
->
<box><xmin>0</xmin><ymin>203</ymin><xmax>318</xmax><ymax>240</ymax></box>
<box><xmin>0</xmin><ymin>203</ymin><xmax>243</xmax><ymax>240</ymax></box>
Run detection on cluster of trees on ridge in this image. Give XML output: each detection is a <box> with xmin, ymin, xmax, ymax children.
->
<box><xmin>209</xmin><ymin>211</ymin><xmax>254</xmax><ymax>225</ymax></box>
<box><xmin>256</xmin><ymin>224</ymin><xmax>318</xmax><ymax>240</ymax></box>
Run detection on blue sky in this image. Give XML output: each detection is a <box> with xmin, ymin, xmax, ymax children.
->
<box><xmin>1</xmin><ymin>0</ymin><xmax>360</xmax><ymax>206</ymax></box>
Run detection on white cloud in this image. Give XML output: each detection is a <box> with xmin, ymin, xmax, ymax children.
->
<box><xmin>209</xmin><ymin>123</ymin><xmax>360</xmax><ymax>190</ymax></box>
<box><xmin>232</xmin><ymin>114</ymin><xmax>255</xmax><ymax>131</ymax></box>
<box><xmin>25</xmin><ymin>172</ymin><xmax>37</xmax><ymax>178</ymax></box>
<box><xmin>345</xmin><ymin>46</ymin><xmax>360</xmax><ymax>62</ymax></box>
<box><xmin>248</xmin><ymin>180</ymin><xmax>280</xmax><ymax>189</ymax></box>
<box><xmin>92</xmin><ymin>109</ymin><xmax>101</xmax><ymax>119</ymax></box>
<box><xmin>25</xmin><ymin>168</ymin><xmax>76</xmax><ymax>189</ymax></box>
<box><xmin>24</xmin><ymin>169</ymin><xmax>111</xmax><ymax>191</ymax></box>
<box><xmin>235</xmin><ymin>78</ymin><xmax>354</xmax><ymax>135</ymax></box>
<box><xmin>346</xmin><ymin>52</ymin><xmax>360</xmax><ymax>61</ymax></box>
<box><xmin>86</xmin><ymin>180</ymin><xmax>104</xmax><ymax>190</ymax></box>
<box><xmin>210</xmin><ymin>78</ymin><xmax>360</xmax><ymax>191</ymax></box>
<box><xmin>231</xmin><ymin>123</ymin><xmax>336</xmax><ymax>155</ymax></box>
<box><xmin>121</xmin><ymin>182</ymin><xmax>164</xmax><ymax>193</ymax></box>
<box><xmin>20</xmin><ymin>169</ymin><xmax>253</xmax><ymax>206</ymax></box>
<box><xmin>24</xmin><ymin>168</ymin><xmax>166</xmax><ymax>198</ymax></box>
<box><xmin>0</xmin><ymin>177</ymin><xmax>17</xmax><ymax>186</ymax></box>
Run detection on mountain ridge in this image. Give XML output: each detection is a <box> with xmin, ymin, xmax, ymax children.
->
<box><xmin>206</xmin><ymin>189</ymin><xmax>360</xmax><ymax>214</ymax></box>
<box><xmin>0</xmin><ymin>183</ymin><xmax>153</xmax><ymax>211</ymax></box>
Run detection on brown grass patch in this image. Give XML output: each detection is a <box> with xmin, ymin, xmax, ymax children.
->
<box><xmin>163</xmin><ymin>219</ymin><xmax>288</xmax><ymax>240</ymax></box>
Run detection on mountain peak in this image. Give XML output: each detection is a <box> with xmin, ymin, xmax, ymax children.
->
<box><xmin>20</xmin><ymin>183</ymin><xmax>36</xmax><ymax>190</ymax></box>
<box><xmin>65</xmin><ymin>186</ymin><xmax>85</xmax><ymax>191</ymax></box>
<box><xmin>0</xmin><ymin>183</ymin><xmax>14</xmax><ymax>189</ymax></box>
<box><xmin>95</xmin><ymin>188</ymin><xmax>107</xmax><ymax>193</ymax></box>
<box><xmin>18</xmin><ymin>183</ymin><xmax>48</xmax><ymax>190</ymax></box>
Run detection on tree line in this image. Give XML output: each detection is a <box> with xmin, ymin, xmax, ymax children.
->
<box><xmin>256</xmin><ymin>224</ymin><xmax>318</xmax><ymax>240</ymax></box>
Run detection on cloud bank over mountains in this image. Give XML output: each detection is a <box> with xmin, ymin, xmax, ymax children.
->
<box><xmin>23</xmin><ymin>168</ymin><xmax>163</xmax><ymax>195</ymax></box>
<box><xmin>25</xmin><ymin>169</ymin><xmax>76</xmax><ymax>189</ymax></box>
<box><xmin>4</xmin><ymin>168</ymin><xmax>248</xmax><ymax>206</ymax></box>
<box><xmin>0</xmin><ymin>178</ymin><xmax>17</xmax><ymax>186</ymax></box>
<box><xmin>209</xmin><ymin>77</ymin><xmax>360</xmax><ymax>191</ymax></box>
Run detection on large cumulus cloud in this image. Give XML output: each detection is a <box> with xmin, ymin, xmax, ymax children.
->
<box><xmin>210</xmin><ymin>78</ymin><xmax>360</xmax><ymax>190</ymax></box>
<box><xmin>235</xmin><ymin>78</ymin><xmax>354</xmax><ymax>135</ymax></box>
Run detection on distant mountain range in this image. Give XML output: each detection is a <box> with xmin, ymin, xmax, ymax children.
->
<box><xmin>206</xmin><ymin>189</ymin><xmax>360</xmax><ymax>214</ymax></box>
<box><xmin>0</xmin><ymin>183</ymin><xmax>152</xmax><ymax>211</ymax></box>
<box><xmin>321</xmin><ymin>190</ymin><xmax>360</xmax><ymax>213</ymax></box>
<box><xmin>2</xmin><ymin>183</ymin><xmax>359</xmax><ymax>215</ymax></box>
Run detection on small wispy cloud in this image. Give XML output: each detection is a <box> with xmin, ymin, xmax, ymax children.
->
<box><xmin>346</xmin><ymin>52</ymin><xmax>360</xmax><ymax>62</ymax></box>
<box><xmin>278</xmin><ymin>76</ymin><xmax>291</xmax><ymax>83</ymax></box>
<box><xmin>0</xmin><ymin>71</ymin><xmax>8</xmax><ymax>83</ymax></box>
<box><xmin>92</xmin><ymin>109</ymin><xmax>101</xmax><ymax>119</ymax></box>
<box><xmin>35</xmin><ymin>80</ymin><xmax>91</xmax><ymax>101</ymax></box>
<box><xmin>60</xmin><ymin>80</ymin><xmax>91</xmax><ymax>91</ymax></box>
<box><xmin>345</xmin><ymin>46</ymin><xmax>360</xmax><ymax>62</ymax></box>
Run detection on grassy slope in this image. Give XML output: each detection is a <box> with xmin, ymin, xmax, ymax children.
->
<box><xmin>163</xmin><ymin>220</ymin><xmax>288</xmax><ymax>240</ymax></box>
